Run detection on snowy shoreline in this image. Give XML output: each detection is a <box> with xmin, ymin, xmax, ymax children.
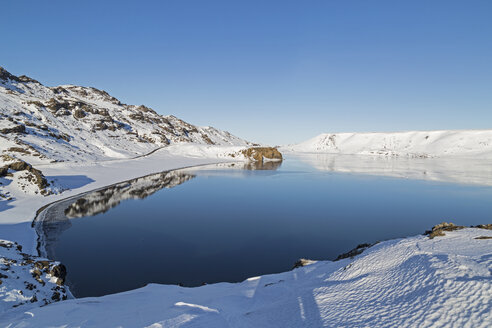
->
<box><xmin>2</xmin><ymin>226</ymin><xmax>491</xmax><ymax>327</ymax></box>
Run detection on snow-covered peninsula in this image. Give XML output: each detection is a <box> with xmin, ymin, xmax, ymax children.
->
<box><xmin>282</xmin><ymin>130</ymin><xmax>492</xmax><ymax>158</ymax></box>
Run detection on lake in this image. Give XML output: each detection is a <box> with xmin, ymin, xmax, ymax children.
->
<box><xmin>38</xmin><ymin>154</ymin><xmax>492</xmax><ymax>297</ymax></box>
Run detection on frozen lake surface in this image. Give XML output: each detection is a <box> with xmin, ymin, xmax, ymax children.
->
<box><xmin>40</xmin><ymin>155</ymin><xmax>492</xmax><ymax>297</ymax></box>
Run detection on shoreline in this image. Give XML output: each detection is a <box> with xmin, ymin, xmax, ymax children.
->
<box><xmin>32</xmin><ymin>161</ymin><xmax>231</xmax><ymax>259</ymax></box>
<box><xmin>2</xmin><ymin>226</ymin><xmax>490</xmax><ymax>327</ymax></box>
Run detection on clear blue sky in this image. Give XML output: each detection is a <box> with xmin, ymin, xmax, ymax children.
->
<box><xmin>2</xmin><ymin>1</ymin><xmax>492</xmax><ymax>144</ymax></box>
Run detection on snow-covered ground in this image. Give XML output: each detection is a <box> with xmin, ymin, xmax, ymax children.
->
<box><xmin>2</xmin><ymin>227</ymin><xmax>491</xmax><ymax>327</ymax></box>
<box><xmin>282</xmin><ymin>130</ymin><xmax>492</xmax><ymax>158</ymax></box>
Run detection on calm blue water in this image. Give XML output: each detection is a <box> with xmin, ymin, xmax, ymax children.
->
<box><xmin>47</xmin><ymin>156</ymin><xmax>492</xmax><ymax>297</ymax></box>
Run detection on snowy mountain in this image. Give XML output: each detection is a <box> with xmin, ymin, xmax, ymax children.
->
<box><xmin>0</xmin><ymin>66</ymin><xmax>252</xmax><ymax>165</ymax></box>
<box><xmin>282</xmin><ymin>130</ymin><xmax>492</xmax><ymax>158</ymax></box>
<box><xmin>0</xmin><ymin>66</ymin><xmax>256</xmax><ymax>197</ymax></box>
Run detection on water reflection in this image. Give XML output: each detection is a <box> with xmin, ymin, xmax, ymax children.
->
<box><xmin>36</xmin><ymin>171</ymin><xmax>195</xmax><ymax>258</ymax></box>
<box><xmin>289</xmin><ymin>153</ymin><xmax>492</xmax><ymax>186</ymax></box>
<box><xmin>36</xmin><ymin>156</ymin><xmax>492</xmax><ymax>298</ymax></box>
<box><xmin>245</xmin><ymin>160</ymin><xmax>283</xmax><ymax>170</ymax></box>
<box><xmin>65</xmin><ymin>171</ymin><xmax>195</xmax><ymax>218</ymax></box>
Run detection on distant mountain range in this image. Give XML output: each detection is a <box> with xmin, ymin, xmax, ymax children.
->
<box><xmin>281</xmin><ymin>130</ymin><xmax>492</xmax><ymax>158</ymax></box>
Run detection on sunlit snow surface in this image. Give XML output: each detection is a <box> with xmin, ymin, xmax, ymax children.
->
<box><xmin>282</xmin><ymin>130</ymin><xmax>492</xmax><ymax>159</ymax></box>
<box><xmin>2</xmin><ymin>228</ymin><xmax>491</xmax><ymax>327</ymax></box>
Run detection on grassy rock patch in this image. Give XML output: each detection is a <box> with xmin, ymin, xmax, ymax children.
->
<box><xmin>241</xmin><ymin>147</ymin><xmax>283</xmax><ymax>163</ymax></box>
<box><xmin>425</xmin><ymin>222</ymin><xmax>465</xmax><ymax>239</ymax></box>
<box><xmin>0</xmin><ymin>124</ymin><xmax>26</xmax><ymax>134</ymax></box>
<box><xmin>292</xmin><ymin>258</ymin><xmax>317</xmax><ymax>269</ymax></box>
<box><xmin>0</xmin><ymin>160</ymin><xmax>50</xmax><ymax>193</ymax></box>
<box><xmin>475</xmin><ymin>224</ymin><xmax>492</xmax><ymax>230</ymax></box>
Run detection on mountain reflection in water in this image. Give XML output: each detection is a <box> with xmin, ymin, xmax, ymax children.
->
<box><xmin>64</xmin><ymin>171</ymin><xmax>196</xmax><ymax>219</ymax></box>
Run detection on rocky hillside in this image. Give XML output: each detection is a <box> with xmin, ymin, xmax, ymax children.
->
<box><xmin>0</xmin><ymin>66</ymin><xmax>251</xmax><ymax>164</ymax></box>
<box><xmin>282</xmin><ymin>130</ymin><xmax>492</xmax><ymax>158</ymax></box>
<box><xmin>0</xmin><ymin>66</ymin><xmax>253</xmax><ymax>196</ymax></box>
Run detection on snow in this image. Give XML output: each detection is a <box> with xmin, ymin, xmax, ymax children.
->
<box><xmin>0</xmin><ymin>239</ymin><xmax>70</xmax><ymax>315</ymax></box>
<box><xmin>1</xmin><ymin>228</ymin><xmax>490</xmax><ymax>327</ymax></box>
<box><xmin>0</xmin><ymin>67</ymin><xmax>254</xmax><ymax>252</ymax></box>
<box><xmin>0</xmin><ymin>144</ymin><xmax>249</xmax><ymax>253</ymax></box>
<box><xmin>282</xmin><ymin>130</ymin><xmax>492</xmax><ymax>159</ymax></box>
<box><xmin>2</xmin><ymin>68</ymin><xmax>491</xmax><ymax>326</ymax></box>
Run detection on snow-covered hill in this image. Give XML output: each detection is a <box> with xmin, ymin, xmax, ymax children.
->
<box><xmin>0</xmin><ymin>66</ymin><xmax>255</xmax><ymax>198</ymax></box>
<box><xmin>282</xmin><ymin>130</ymin><xmax>492</xmax><ymax>158</ymax></box>
<box><xmin>2</xmin><ymin>226</ymin><xmax>491</xmax><ymax>327</ymax></box>
<box><xmin>0</xmin><ymin>66</ymin><xmax>251</xmax><ymax>165</ymax></box>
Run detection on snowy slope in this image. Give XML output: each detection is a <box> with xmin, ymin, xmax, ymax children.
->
<box><xmin>0</xmin><ymin>66</ymin><xmax>255</xmax><ymax>200</ymax></box>
<box><xmin>282</xmin><ymin>130</ymin><xmax>492</xmax><ymax>158</ymax></box>
<box><xmin>0</xmin><ymin>66</ymin><xmax>252</xmax><ymax>166</ymax></box>
<box><xmin>2</xmin><ymin>227</ymin><xmax>491</xmax><ymax>327</ymax></box>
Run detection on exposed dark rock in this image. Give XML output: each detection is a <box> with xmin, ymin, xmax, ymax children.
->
<box><xmin>335</xmin><ymin>243</ymin><xmax>375</xmax><ymax>261</ymax></box>
<box><xmin>7</xmin><ymin>147</ymin><xmax>30</xmax><ymax>155</ymax></box>
<box><xmin>0</xmin><ymin>67</ymin><xmax>21</xmax><ymax>82</ymax></box>
<box><xmin>475</xmin><ymin>224</ymin><xmax>492</xmax><ymax>230</ymax></box>
<box><xmin>93</xmin><ymin>122</ymin><xmax>108</xmax><ymax>131</ymax></box>
<box><xmin>292</xmin><ymin>258</ymin><xmax>315</xmax><ymax>269</ymax></box>
<box><xmin>136</xmin><ymin>105</ymin><xmax>154</xmax><ymax>113</ymax></box>
<box><xmin>51</xmin><ymin>291</ymin><xmax>60</xmax><ymax>301</ymax></box>
<box><xmin>25</xmin><ymin>282</ymin><xmax>36</xmax><ymax>290</ymax></box>
<box><xmin>25</xmin><ymin>100</ymin><xmax>45</xmax><ymax>108</ymax></box>
<box><xmin>0</xmin><ymin>124</ymin><xmax>26</xmax><ymax>134</ymax></box>
<box><xmin>49</xmin><ymin>264</ymin><xmax>67</xmax><ymax>285</ymax></box>
<box><xmin>49</xmin><ymin>132</ymin><xmax>71</xmax><ymax>142</ymax></box>
<box><xmin>8</xmin><ymin>161</ymin><xmax>30</xmax><ymax>171</ymax></box>
<box><xmin>201</xmin><ymin>134</ymin><xmax>215</xmax><ymax>145</ymax></box>
<box><xmin>18</xmin><ymin>75</ymin><xmax>41</xmax><ymax>84</ymax></box>
<box><xmin>34</xmin><ymin>260</ymin><xmax>51</xmax><ymax>271</ymax></box>
<box><xmin>73</xmin><ymin>109</ymin><xmax>86</xmax><ymax>119</ymax></box>
<box><xmin>51</xmin><ymin>86</ymin><xmax>68</xmax><ymax>95</ymax></box>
